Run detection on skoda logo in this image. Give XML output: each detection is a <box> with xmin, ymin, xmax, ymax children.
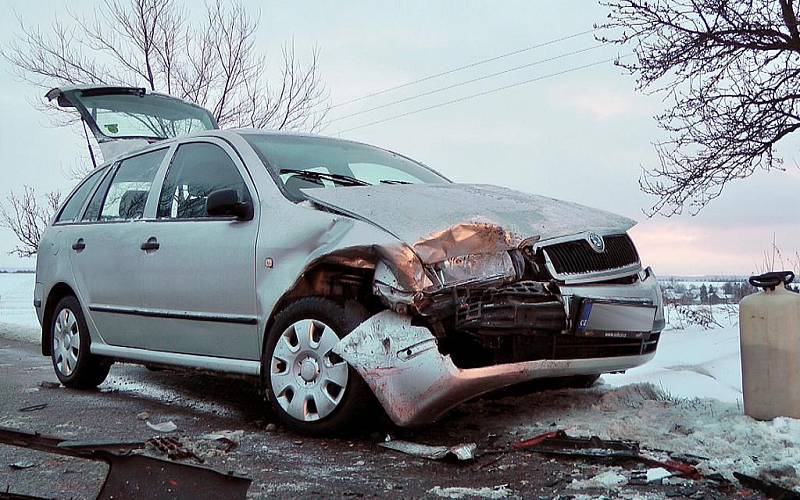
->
<box><xmin>588</xmin><ymin>233</ymin><xmax>605</xmax><ymax>253</ymax></box>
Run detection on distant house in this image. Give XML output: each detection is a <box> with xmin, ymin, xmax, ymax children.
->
<box><xmin>709</xmin><ymin>292</ymin><xmax>734</xmax><ymax>305</ymax></box>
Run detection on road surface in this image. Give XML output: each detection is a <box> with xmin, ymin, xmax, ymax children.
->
<box><xmin>0</xmin><ymin>337</ymin><xmax>754</xmax><ymax>499</ymax></box>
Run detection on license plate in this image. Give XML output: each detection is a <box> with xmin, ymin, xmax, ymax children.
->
<box><xmin>575</xmin><ymin>299</ymin><xmax>657</xmax><ymax>335</ymax></box>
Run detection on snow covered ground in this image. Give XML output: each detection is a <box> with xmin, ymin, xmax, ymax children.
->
<box><xmin>604</xmin><ymin>304</ymin><xmax>743</xmax><ymax>404</ymax></box>
<box><xmin>501</xmin><ymin>383</ymin><xmax>800</xmax><ymax>493</ymax></box>
<box><xmin>0</xmin><ymin>273</ymin><xmax>39</xmax><ymax>343</ymax></box>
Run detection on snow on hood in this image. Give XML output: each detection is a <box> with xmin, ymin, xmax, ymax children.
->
<box><xmin>304</xmin><ymin>183</ymin><xmax>636</xmax><ymax>263</ymax></box>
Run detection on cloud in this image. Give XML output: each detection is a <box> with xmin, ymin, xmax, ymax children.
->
<box><xmin>550</xmin><ymin>83</ymin><xmax>641</xmax><ymax>121</ymax></box>
<box><xmin>631</xmin><ymin>219</ymin><xmax>800</xmax><ymax>276</ymax></box>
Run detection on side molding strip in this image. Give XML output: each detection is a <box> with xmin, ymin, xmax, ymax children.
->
<box><xmin>89</xmin><ymin>304</ymin><xmax>258</xmax><ymax>325</ymax></box>
<box><xmin>91</xmin><ymin>344</ymin><xmax>261</xmax><ymax>375</ymax></box>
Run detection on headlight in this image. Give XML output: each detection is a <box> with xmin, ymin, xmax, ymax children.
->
<box><xmin>431</xmin><ymin>251</ymin><xmax>515</xmax><ymax>287</ymax></box>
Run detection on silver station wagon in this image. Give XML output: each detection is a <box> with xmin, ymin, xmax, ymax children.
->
<box><xmin>35</xmin><ymin>85</ymin><xmax>664</xmax><ymax>434</ymax></box>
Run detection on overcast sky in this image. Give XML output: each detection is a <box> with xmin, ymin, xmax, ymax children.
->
<box><xmin>1</xmin><ymin>1</ymin><xmax>798</xmax><ymax>275</ymax></box>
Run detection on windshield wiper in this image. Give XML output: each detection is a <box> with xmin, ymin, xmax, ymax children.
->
<box><xmin>280</xmin><ymin>168</ymin><xmax>370</xmax><ymax>187</ymax></box>
<box><xmin>380</xmin><ymin>179</ymin><xmax>411</xmax><ymax>185</ymax></box>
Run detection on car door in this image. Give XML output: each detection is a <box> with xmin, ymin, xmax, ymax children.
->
<box><xmin>69</xmin><ymin>147</ymin><xmax>170</xmax><ymax>348</ymax></box>
<box><xmin>134</xmin><ymin>139</ymin><xmax>260</xmax><ymax>359</ymax></box>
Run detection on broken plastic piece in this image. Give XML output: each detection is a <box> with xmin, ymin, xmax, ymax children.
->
<box><xmin>18</xmin><ymin>403</ymin><xmax>48</xmax><ymax>412</ymax></box>
<box><xmin>146</xmin><ymin>420</ymin><xmax>178</xmax><ymax>433</ymax></box>
<box><xmin>513</xmin><ymin>430</ymin><xmax>701</xmax><ymax>480</ymax></box>
<box><xmin>379</xmin><ymin>439</ymin><xmax>476</xmax><ymax>461</ymax></box>
<box><xmin>514</xmin><ymin>430</ymin><xmax>639</xmax><ymax>457</ymax></box>
<box><xmin>9</xmin><ymin>460</ymin><xmax>38</xmax><ymax>470</ymax></box>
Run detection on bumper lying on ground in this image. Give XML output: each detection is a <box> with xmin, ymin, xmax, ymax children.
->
<box><xmin>334</xmin><ymin>311</ymin><xmax>657</xmax><ymax>427</ymax></box>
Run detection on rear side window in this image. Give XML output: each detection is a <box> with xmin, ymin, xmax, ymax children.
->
<box><xmin>56</xmin><ymin>167</ymin><xmax>107</xmax><ymax>223</ymax></box>
<box><xmin>85</xmin><ymin>148</ymin><xmax>167</xmax><ymax>221</ymax></box>
<box><xmin>157</xmin><ymin>142</ymin><xmax>250</xmax><ymax>219</ymax></box>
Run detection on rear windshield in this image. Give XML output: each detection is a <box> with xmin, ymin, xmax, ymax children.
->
<box><xmin>244</xmin><ymin>134</ymin><xmax>448</xmax><ymax>200</ymax></box>
<box><xmin>70</xmin><ymin>91</ymin><xmax>216</xmax><ymax>140</ymax></box>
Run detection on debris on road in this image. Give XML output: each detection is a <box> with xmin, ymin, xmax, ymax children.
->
<box><xmin>18</xmin><ymin>403</ymin><xmax>47</xmax><ymax>412</ymax></box>
<box><xmin>513</xmin><ymin>430</ymin><xmax>639</xmax><ymax>457</ymax></box>
<box><xmin>198</xmin><ymin>430</ymin><xmax>243</xmax><ymax>454</ymax></box>
<box><xmin>0</xmin><ymin>425</ymin><xmax>251</xmax><ymax>499</ymax></box>
<box><xmin>146</xmin><ymin>436</ymin><xmax>203</xmax><ymax>462</ymax></box>
<box><xmin>146</xmin><ymin>420</ymin><xmax>178</xmax><ymax>433</ymax></box>
<box><xmin>379</xmin><ymin>439</ymin><xmax>477</xmax><ymax>461</ymax></box>
<box><xmin>38</xmin><ymin>381</ymin><xmax>60</xmax><ymax>389</ymax></box>
<box><xmin>9</xmin><ymin>460</ymin><xmax>37</xmax><ymax>470</ymax></box>
<box><xmin>512</xmin><ymin>429</ymin><xmax>701</xmax><ymax>480</ymax></box>
<box><xmin>199</xmin><ymin>429</ymin><xmax>244</xmax><ymax>443</ymax></box>
<box><xmin>136</xmin><ymin>411</ymin><xmax>150</xmax><ymax>420</ymax></box>
<box><xmin>734</xmin><ymin>472</ymin><xmax>800</xmax><ymax>500</ymax></box>
<box><xmin>429</xmin><ymin>484</ymin><xmax>511</xmax><ymax>498</ymax></box>
<box><xmin>568</xmin><ymin>468</ymin><xmax>628</xmax><ymax>490</ymax></box>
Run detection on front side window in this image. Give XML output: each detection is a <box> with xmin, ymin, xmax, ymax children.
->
<box><xmin>244</xmin><ymin>134</ymin><xmax>448</xmax><ymax>201</ymax></box>
<box><xmin>157</xmin><ymin>142</ymin><xmax>250</xmax><ymax>219</ymax></box>
<box><xmin>56</xmin><ymin>167</ymin><xmax>108</xmax><ymax>223</ymax></box>
<box><xmin>89</xmin><ymin>148</ymin><xmax>167</xmax><ymax>221</ymax></box>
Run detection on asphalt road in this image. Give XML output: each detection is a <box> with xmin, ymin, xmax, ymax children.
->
<box><xmin>0</xmin><ymin>337</ymin><xmax>758</xmax><ymax>499</ymax></box>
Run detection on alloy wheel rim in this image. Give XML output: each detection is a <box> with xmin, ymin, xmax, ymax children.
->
<box><xmin>270</xmin><ymin>319</ymin><xmax>349</xmax><ymax>422</ymax></box>
<box><xmin>53</xmin><ymin>308</ymin><xmax>80</xmax><ymax>376</ymax></box>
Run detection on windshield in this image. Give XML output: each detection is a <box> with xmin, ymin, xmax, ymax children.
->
<box><xmin>244</xmin><ymin>134</ymin><xmax>448</xmax><ymax>200</ymax></box>
<box><xmin>68</xmin><ymin>90</ymin><xmax>217</xmax><ymax>140</ymax></box>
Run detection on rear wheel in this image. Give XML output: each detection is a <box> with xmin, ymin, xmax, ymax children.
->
<box><xmin>263</xmin><ymin>298</ymin><xmax>372</xmax><ymax>435</ymax></box>
<box><xmin>50</xmin><ymin>296</ymin><xmax>111</xmax><ymax>389</ymax></box>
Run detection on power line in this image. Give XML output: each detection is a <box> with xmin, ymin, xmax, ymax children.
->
<box><xmin>330</xmin><ymin>55</ymin><xmax>630</xmax><ymax>136</ymax></box>
<box><xmin>326</xmin><ymin>44</ymin><xmax>604</xmax><ymax>125</ymax></box>
<box><xmin>330</xmin><ymin>28</ymin><xmax>597</xmax><ymax>109</ymax></box>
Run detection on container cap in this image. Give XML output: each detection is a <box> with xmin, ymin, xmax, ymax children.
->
<box><xmin>749</xmin><ymin>271</ymin><xmax>795</xmax><ymax>290</ymax></box>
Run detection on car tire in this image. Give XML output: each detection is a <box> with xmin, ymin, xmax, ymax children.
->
<box><xmin>262</xmin><ymin>297</ymin><xmax>373</xmax><ymax>435</ymax></box>
<box><xmin>49</xmin><ymin>295</ymin><xmax>111</xmax><ymax>389</ymax></box>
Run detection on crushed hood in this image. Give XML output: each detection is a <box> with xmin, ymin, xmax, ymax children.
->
<box><xmin>304</xmin><ymin>183</ymin><xmax>635</xmax><ymax>263</ymax></box>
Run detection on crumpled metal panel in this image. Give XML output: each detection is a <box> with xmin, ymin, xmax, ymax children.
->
<box><xmin>0</xmin><ymin>426</ymin><xmax>251</xmax><ymax>500</ymax></box>
<box><xmin>304</xmin><ymin>183</ymin><xmax>636</xmax><ymax>264</ymax></box>
<box><xmin>333</xmin><ymin>311</ymin><xmax>656</xmax><ymax>427</ymax></box>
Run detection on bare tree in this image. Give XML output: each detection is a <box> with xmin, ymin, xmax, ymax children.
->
<box><xmin>599</xmin><ymin>0</ymin><xmax>800</xmax><ymax>216</ymax></box>
<box><xmin>1</xmin><ymin>0</ymin><xmax>328</xmax><ymax>257</ymax></box>
<box><xmin>0</xmin><ymin>188</ymin><xmax>62</xmax><ymax>258</ymax></box>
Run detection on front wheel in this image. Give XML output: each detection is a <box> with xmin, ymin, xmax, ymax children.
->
<box><xmin>50</xmin><ymin>296</ymin><xmax>111</xmax><ymax>389</ymax></box>
<box><xmin>262</xmin><ymin>298</ymin><xmax>373</xmax><ymax>435</ymax></box>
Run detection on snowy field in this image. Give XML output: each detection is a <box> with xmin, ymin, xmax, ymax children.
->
<box><xmin>0</xmin><ymin>273</ymin><xmax>39</xmax><ymax>343</ymax></box>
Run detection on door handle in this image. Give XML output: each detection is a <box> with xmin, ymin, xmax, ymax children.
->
<box><xmin>72</xmin><ymin>238</ymin><xmax>86</xmax><ymax>251</ymax></box>
<box><xmin>140</xmin><ymin>237</ymin><xmax>160</xmax><ymax>251</ymax></box>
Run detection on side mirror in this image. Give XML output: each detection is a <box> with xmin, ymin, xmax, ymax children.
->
<box><xmin>206</xmin><ymin>189</ymin><xmax>253</xmax><ymax>220</ymax></box>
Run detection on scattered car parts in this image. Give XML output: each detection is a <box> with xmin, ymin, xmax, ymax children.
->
<box><xmin>0</xmin><ymin>426</ymin><xmax>251</xmax><ymax>500</ymax></box>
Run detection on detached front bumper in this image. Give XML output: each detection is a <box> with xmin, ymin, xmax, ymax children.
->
<box><xmin>337</xmin><ymin>269</ymin><xmax>664</xmax><ymax>427</ymax></box>
<box><xmin>334</xmin><ymin>311</ymin><xmax>657</xmax><ymax>427</ymax></box>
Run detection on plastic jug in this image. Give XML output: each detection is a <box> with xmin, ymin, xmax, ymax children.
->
<box><xmin>739</xmin><ymin>271</ymin><xmax>800</xmax><ymax>419</ymax></box>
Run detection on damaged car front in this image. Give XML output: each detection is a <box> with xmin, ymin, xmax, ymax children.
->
<box><xmin>294</xmin><ymin>180</ymin><xmax>664</xmax><ymax>427</ymax></box>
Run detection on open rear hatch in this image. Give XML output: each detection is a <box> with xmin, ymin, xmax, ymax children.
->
<box><xmin>46</xmin><ymin>85</ymin><xmax>218</xmax><ymax>160</ymax></box>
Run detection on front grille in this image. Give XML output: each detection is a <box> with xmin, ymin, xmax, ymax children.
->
<box><xmin>543</xmin><ymin>234</ymin><xmax>639</xmax><ymax>276</ymax></box>
<box><xmin>454</xmin><ymin>281</ymin><xmax>566</xmax><ymax>332</ymax></box>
